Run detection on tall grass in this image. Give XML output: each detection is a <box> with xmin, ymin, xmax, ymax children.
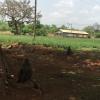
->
<box><xmin>0</xmin><ymin>34</ymin><xmax>100</xmax><ymax>50</ymax></box>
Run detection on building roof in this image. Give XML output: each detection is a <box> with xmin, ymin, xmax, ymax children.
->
<box><xmin>59</xmin><ymin>29</ymin><xmax>89</xmax><ymax>35</ymax></box>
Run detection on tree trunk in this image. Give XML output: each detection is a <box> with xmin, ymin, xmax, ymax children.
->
<box><xmin>12</xmin><ymin>17</ymin><xmax>19</xmax><ymax>35</ymax></box>
<box><xmin>14</xmin><ymin>21</ymin><xmax>19</xmax><ymax>35</ymax></box>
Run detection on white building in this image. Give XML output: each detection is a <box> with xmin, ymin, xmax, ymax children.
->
<box><xmin>56</xmin><ymin>29</ymin><xmax>89</xmax><ymax>38</ymax></box>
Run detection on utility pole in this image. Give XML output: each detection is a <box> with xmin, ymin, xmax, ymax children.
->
<box><xmin>67</xmin><ymin>23</ymin><xmax>72</xmax><ymax>31</ymax></box>
<box><xmin>67</xmin><ymin>23</ymin><xmax>73</xmax><ymax>36</ymax></box>
<box><xmin>34</xmin><ymin>0</ymin><xmax>37</xmax><ymax>38</ymax></box>
<box><xmin>70</xmin><ymin>24</ymin><xmax>72</xmax><ymax>33</ymax></box>
<box><xmin>92</xmin><ymin>29</ymin><xmax>95</xmax><ymax>46</ymax></box>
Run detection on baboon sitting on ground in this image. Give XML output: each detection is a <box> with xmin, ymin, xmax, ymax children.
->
<box><xmin>17</xmin><ymin>58</ymin><xmax>43</xmax><ymax>95</ymax></box>
<box><xmin>17</xmin><ymin>58</ymin><xmax>32</xmax><ymax>83</ymax></box>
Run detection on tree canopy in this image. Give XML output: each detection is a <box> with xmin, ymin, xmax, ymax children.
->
<box><xmin>0</xmin><ymin>0</ymin><xmax>41</xmax><ymax>35</ymax></box>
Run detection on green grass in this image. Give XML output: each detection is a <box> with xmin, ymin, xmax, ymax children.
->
<box><xmin>0</xmin><ymin>34</ymin><xmax>100</xmax><ymax>50</ymax></box>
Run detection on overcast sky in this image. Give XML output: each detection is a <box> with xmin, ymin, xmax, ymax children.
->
<box><xmin>33</xmin><ymin>0</ymin><xmax>100</xmax><ymax>29</ymax></box>
<box><xmin>1</xmin><ymin>0</ymin><xmax>100</xmax><ymax>29</ymax></box>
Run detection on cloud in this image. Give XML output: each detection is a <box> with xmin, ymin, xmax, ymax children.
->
<box><xmin>53</xmin><ymin>0</ymin><xmax>74</xmax><ymax>16</ymax></box>
<box><xmin>93</xmin><ymin>5</ymin><xmax>100</xmax><ymax>11</ymax></box>
<box><xmin>41</xmin><ymin>0</ymin><xmax>75</xmax><ymax>25</ymax></box>
<box><xmin>55</xmin><ymin>0</ymin><xmax>73</xmax><ymax>8</ymax></box>
<box><xmin>40</xmin><ymin>0</ymin><xmax>100</xmax><ymax>29</ymax></box>
<box><xmin>80</xmin><ymin>10</ymin><xmax>89</xmax><ymax>14</ymax></box>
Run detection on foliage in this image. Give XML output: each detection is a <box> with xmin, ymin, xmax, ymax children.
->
<box><xmin>83</xmin><ymin>26</ymin><xmax>94</xmax><ymax>34</ymax></box>
<box><xmin>22</xmin><ymin>24</ymin><xmax>33</xmax><ymax>35</ymax></box>
<box><xmin>49</xmin><ymin>25</ymin><xmax>58</xmax><ymax>33</ymax></box>
<box><xmin>35</xmin><ymin>20</ymin><xmax>48</xmax><ymax>36</ymax></box>
<box><xmin>0</xmin><ymin>0</ymin><xmax>41</xmax><ymax>35</ymax></box>
<box><xmin>34</xmin><ymin>21</ymin><xmax>58</xmax><ymax>36</ymax></box>
<box><xmin>36</xmin><ymin>28</ymin><xmax>47</xmax><ymax>36</ymax></box>
<box><xmin>21</xmin><ymin>21</ymin><xmax>58</xmax><ymax>36</ymax></box>
<box><xmin>96</xmin><ymin>34</ymin><xmax>100</xmax><ymax>38</ymax></box>
<box><xmin>0</xmin><ymin>20</ymin><xmax>59</xmax><ymax>36</ymax></box>
<box><xmin>83</xmin><ymin>23</ymin><xmax>100</xmax><ymax>38</ymax></box>
<box><xmin>93</xmin><ymin>23</ymin><xmax>100</xmax><ymax>31</ymax></box>
<box><xmin>60</xmin><ymin>25</ymin><xmax>68</xmax><ymax>29</ymax></box>
<box><xmin>0</xmin><ymin>21</ymin><xmax>10</xmax><ymax>31</ymax></box>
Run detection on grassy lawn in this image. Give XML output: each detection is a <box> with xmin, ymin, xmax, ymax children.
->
<box><xmin>0</xmin><ymin>34</ymin><xmax>100</xmax><ymax>50</ymax></box>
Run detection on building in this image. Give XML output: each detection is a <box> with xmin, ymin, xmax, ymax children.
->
<box><xmin>56</xmin><ymin>29</ymin><xmax>89</xmax><ymax>38</ymax></box>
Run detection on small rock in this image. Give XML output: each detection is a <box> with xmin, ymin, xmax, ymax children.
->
<box><xmin>68</xmin><ymin>71</ymin><xmax>76</xmax><ymax>75</ymax></box>
<box><xmin>69</xmin><ymin>96</ymin><xmax>76</xmax><ymax>100</ymax></box>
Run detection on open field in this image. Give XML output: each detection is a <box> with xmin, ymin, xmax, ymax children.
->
<box><xmin>0</xmin><ymin>45</ymin><xmax>100</xmax><ymax>100</ymax></box>
<box><xmin>0</xmin><ymin>34</ymin><xmax>100</xmax><ymax>50</ymax></box>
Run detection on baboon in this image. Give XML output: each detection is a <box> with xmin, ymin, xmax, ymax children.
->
<box><xmin>17</xmin><ymin>58</ymin><xmax>32</xmax><ymax>83</ymax></box>
<box><xmin>67</xmin><ymin>46</ymin><xmax>73</xmax><ymax>55</ymax></box>
<box><xmin>17</xmin><ymin>58</ymin><xmax>43</xmax><ymax>94</ymax></box>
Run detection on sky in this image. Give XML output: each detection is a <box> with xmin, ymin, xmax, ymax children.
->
<box><xmin>1</xmin><ymin>0</ymin><xmax>100</xmax><ymax>29</ymax></box>
<box><xmin>32</xmin><ymin>0</ymin><xmax>100</xmax><ymax>29</ymax></box>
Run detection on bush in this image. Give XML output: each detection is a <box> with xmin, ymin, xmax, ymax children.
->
<box><xmin>22</xmin><ymin>25</ymin><xmax>33</xmax><ymax>35</ymax></box>
<box><xmin>36</xmin><ymin>28</ymin><xmax>48</xmax><ymax>36</ymax></box>
<box><xmin>0</xmin><ymin>21</ymin><xmax>10</xmax><ymax>31</ymax></box>
<box><xmin>96</xmin><ymin>34</ymin><xmax>100</xmax><ymax>38</ymax></box>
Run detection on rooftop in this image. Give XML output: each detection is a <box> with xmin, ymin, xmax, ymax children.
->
<box><xmin>60</xmin><ymin>29</ymin><xmax>89</xmax><ymax>35</ymax></box>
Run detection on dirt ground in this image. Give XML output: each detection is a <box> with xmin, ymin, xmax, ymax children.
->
<box><xmin>0</xmin><ymin>44</ymin><xmax>100</xmax><ymax>100</ymax></box>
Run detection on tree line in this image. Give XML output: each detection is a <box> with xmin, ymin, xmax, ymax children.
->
<box><xmin>0</xmin><ymin>0</ymin><xmax>59</xmax><ymax>36</ymax></box>
<box><xmin>1</xmin><ymin>20</ymin><xmax>100</xmax><ymax>38</ymax></box>
<box><xmin>0</xmin><ymin>0</ymin><xmax>100</xmax><ymax>38</ymax></box>
<box><xmin>0</xmin><ymin>20</ymin><xmax>59</xmax><ymax>36</ymax></box>
<box><xmin>0</xmin><ymin>0</ymin><xmax>41</xmax><ymax>35</ymax></box>
<box><xmin>83</xmin><ymin>23</ymin><xmax>100</xmax><ymax>38</ymax></box>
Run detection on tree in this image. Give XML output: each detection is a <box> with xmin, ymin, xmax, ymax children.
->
<box><xmin>60</xmin><ymin>25</ymin><xmax>68</xmax><ymax>29</ymax></box>
<box><xmin>83</xmin><ymin>26</ymin><xmax>94</xmax><ymax>36</ymax></box>
<box><xmin>83</xmin><ymin>24</ymin><xmax>100</xmax><ymax>38</ymax></box>
<box><xmin>35</xmin><ymin>21</ymin><xmax>48</xmax><ymax>36</ymax></box>
<box><xmin>50</xmin><ymin>24</ymin><xmax>58</xmax><ymax>33</ymax></box>
<box><xmin>22</xmin><ymin>24</ymin><xmax>33</xmax><ymax>35</ymax></box>
<box><xmin>0</xmin><ymin>0</ymin><xmax>41</xmax><ymax>35</ymax></box>
<box><xmin>93</xmin><ymin>23</ymin><xmax>100</xmax><ymax>31</ymax></box>
<box><xmin>0</xmin><ymin>20</ymin><xmax>10</xmax><ymax>31</ymax></box>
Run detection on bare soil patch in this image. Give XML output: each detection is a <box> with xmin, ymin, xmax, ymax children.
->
<box><xmin>0</xmin><ymin>44</ymin><xmax>100</xmax><ymax>100</ymax></box>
